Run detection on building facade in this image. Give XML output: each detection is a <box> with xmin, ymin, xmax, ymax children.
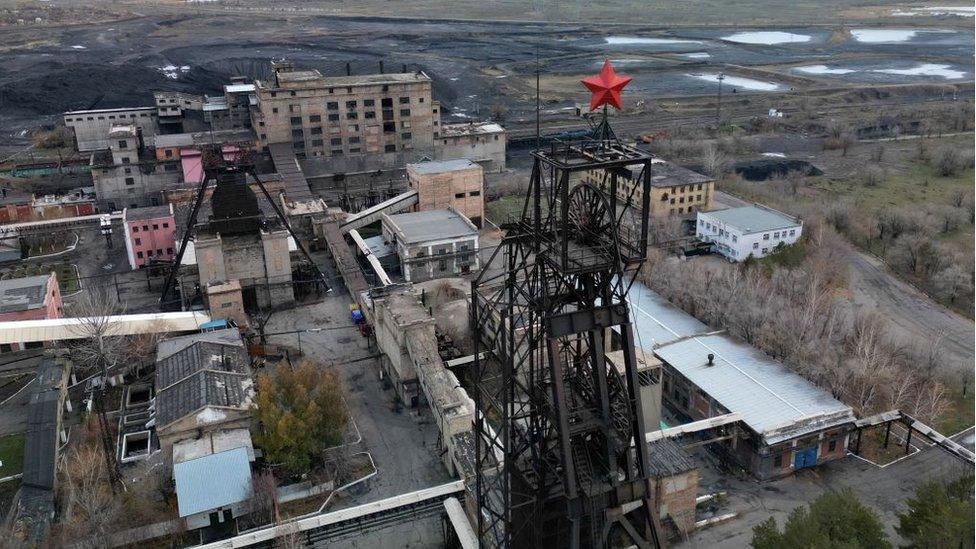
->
<box><xmin>63</xmin><ymin>106</ymin><xmax>158</xmax><ymax>151</ymax></box>
<box><xmin>696</xmin><ymin>204</ymin><xmax>802</xmax><ymax>261</ymax></box>
<box><xmin>123</xmin><ymin>204</ymin><xmax>176</xmax><ymax>269</ymax></box>
<box><xmin>0</xmin><ymin>274</ymin><xmax>63</xmax><ymax>351</ymax></box>
<box><xmin>253</xmin><ymin>62</ymin><xmax>438</xmax><ymax>162</ymax></box>
<box><xmin>407</xmin><ymin>159</ymin><xmax>485</xmax><ymax>227</ymax></box>
<box><xmin>90</xmin><ymin>124</ymin><xmax>182</xmax><ymax>210</ymax></box>
<box><xmin>582</xmin><ymin>159</ymin><xmax>714</xmax><ymax>217</ymax></box>
<box><xmin>434</xmin><ymin>122</ymin><xmax>507</xmax><ymax>173</ymax></box>
<box><xmin>381</xmin><ymin>209</ymin><xmax>479</xmax><ymax>282</ymax></box>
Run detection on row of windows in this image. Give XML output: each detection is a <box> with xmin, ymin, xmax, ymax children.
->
<box><xmin>65</xmin><ymin>112</ymin><xmax>153</xmax><ymax>122</ymax></box>
<box><xmin>669</xmin><ymin>206</ymin><xmax>696</xmax><ymax>215</ymax></box>
<box><xmin>667</xmin><ymin>194</ymin><xmax>703</xmax><ymax>205</ymax></box>
<box><xmin>278</xmin><ymin>108</ymin><xmax>413</xmax><ymax>121</ymax></box>
<box><xmin>135</xmin><ymin>248</ymin><xmax>174</xmax><ymax>259</ymax></box>
<box><xmin>670</xmin><ymin>183</ymin><xmax>705</xmax><ymax>193</ymax></box>
<box><xmin>453</xmin><ymin>191</ymin><xmax>481</xmax><ymax>199</ymax></box>
<box><xmin>132</xmin><ymin>222</ymin><xmax>169</xmax><ymax>232</ymax></box>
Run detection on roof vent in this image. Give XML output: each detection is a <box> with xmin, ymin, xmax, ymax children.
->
<box><xmin>707</xmin><ymin>353</ymin><xmax>714</xmax><ymax>366</ymax></box>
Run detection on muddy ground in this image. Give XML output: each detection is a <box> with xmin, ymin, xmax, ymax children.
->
<box><xmin>0</xmin><ymin>11</ymin><xmax>972</xmax><ymax>148</ymax></box>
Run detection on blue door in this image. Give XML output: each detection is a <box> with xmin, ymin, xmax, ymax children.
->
<box><xmin>793</xmin><ymin>447</ymin><xmax>818</xmax><ymax>469</ymax></box>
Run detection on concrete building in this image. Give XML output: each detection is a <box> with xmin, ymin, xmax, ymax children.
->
<box><xmin>193</xmin><ymin>172</ymin><xmax>295</xmax><ymax>309</ymax></box>
<box><xmin>253</xmin><ymin>61</ymin><xmax>438</xmax><ymax>162</ymax></box>
<box><xmin>434</xmin><ymin>122</ymin><xmax>507</xmax><ymax>173</ymax></box>
<box><xmin>62</xmin><ymin>106</ymin><xmax>158</xmax><ymax>151</ymax></box>
<box><xmin>90</xmin><ymin>124</ymin><xmax>182</xmax><ymax>210</ymax></box>
<box><xmin>381</xmin><ymin>209</ymin><xmax>479</xmax><ymax>282</ymax></box>
<box><xmin>203</xmin><ymin>80</ymin><xmax>257</xmax><ymax>131</ymax></box>
<box><xmin>154</xmin><ymin>91</ymin><xmax>204</xmax><ymax>129</ymax></box>
<box><xmin>696</xmin><ymin>204</ymin><xmax>802</xmax><ymax>261</ymax></box>
<box><xmin>0</xmin><ymin>274</ymin><xmax>63</xmax><ymax>344</ymax></box>
<box><xmin>625</xmin><ymin>282</ymin><xmax>855</xmax><ymax>480</ymax></box>
<box><xmin>154</xmin><ymin>330</ymin><xmax>253</xmax><ymax>460</ymax></box>
<box><xmin>123</xmin><ymin>204</ymin><xmax>176</xmax><ymax>269</ymax></box>
<box><xmin>407</xmin><ymin>159</ymin><xmax>484</xmax><ymax>227</ymax></box>
<box><xmin>205</xmin><ymin>280</ymin><xmax>249</xmax><ymax>329</ymax></box>
<box><xmin>0</xmin><ymin>188</ymin><xmax>97</xmax><ymax>224</ymax></box>
<box><xmin>582</xmin><ymin>158</ymin><xmax>714</xmax><ymax>217</ymax></box>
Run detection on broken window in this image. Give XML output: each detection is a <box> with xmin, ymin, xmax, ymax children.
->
<box><xmin>400</xmin><ymin>108</ymin><xmax>411</xmax><ymax>117</ymax></box>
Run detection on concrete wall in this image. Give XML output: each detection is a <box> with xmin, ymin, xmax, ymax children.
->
<box><xmin>63</xmin><ymin>108</ymin><xmax>158</xmax><ymax>151</ymax></box>
<box><xmin>196</xmin><ymin>231</ymin><xmax>294</xmax><ymax>309</ymax></box>
<box><xmin>91</xmin><ymin>163</ymin><xmax>182</xmax><ymax>210</ymax></box>
<box><xmin>583</xmin><ymin>171</ymin><xmax>714</xmax><ymax>217</ymax></box>
<box><xmin>386</xmin><ymin>233</ymin><xmax>480</xmax><ymax>283</ymax></box>
<box><xmin>407</xmin><ymin>163</ymin><xmax>484</xmax><ymax>227</ymax></box>
<box><xmin>433</xmin><ymin>128</ymin><xmax>507</xmax><ymax>173</ymax></box>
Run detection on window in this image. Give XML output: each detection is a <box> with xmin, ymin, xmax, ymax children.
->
<box><xmin>331</xmin><ymin>138</ymin><xmax>342</xmax><ymax>146</ymax></box>
<box><xmin>290</xmin><ymin>116</ymin><xmax>302</xmax><ymax>125</ymax></box>
<box><xmin>678</xmin><ymin>207</ymin><xmax>683</xmax><ymax>214</ymax></box>
<box><xmin>469</xmin><ymin>190</ymin><xmax>480</xmax><ymax>197</ymax></box>
<box><xmin>328</xmin><ymin>113</ymin><xmax>340</xmax><ymax>122</ymax></box>
<box><xmin>147</xmin><ymin>250</ymin><xmax>153</xmax><ymax>257</ymax></box>
<box><xmin>125</xmin><ymin>177</ymin><xmax>135</xmax><ymax>186</ymax></box>
<box><xmin>773</xmin><ymin>232</ymin><xmax>780</xmax><ymax>239</ymax></box>
<box><xmin>346</xmin><ymin>100</ymin><xmax>357</xmax><ymax>109</ymax></box>
<box><xmin>763</xmin><ymin>233</ymin><xmax>770</xmax><ymax>240</ymax></box>
<box><xmin>349</xmin><ymin>147</ymin><xmax>361</xmax><ymax>153</ymax></box>
<box><xmin>753</xmin><ymin>242</ymin><xmax>759</xmax><ymax>249</ymax></box>
<box><xmin>167</xmin><ymin>247</ymin><xmax>174</xmax><ymax>254</ymax></box>
<box><xmin>669</xmin><ymin>198</ymin><xmax>675</xmax><ymax>204</ymax></box>
<box><xmin>292</xmin><ymin>129</ymin><xmax>304</xmax><ymax>139</ymax></box>
<box><xmin>401</xmin><ymin>132</ymin><xmax>412</xmax><ymax>140</ymax></box>
<box><xmin>364</xmin><ymin>99</ymin><xmax>375</xmax><ymax>107</ymax></box>
<box><xmin>385</xmin><ymin>144</ymin><xmax>396</xmax><ymax>153</ymax></box>
<box><xmin>697</xmin><ymin>184</ymin><xmax>703</xmax><ymax>191</ymax></box>
<box><xmin>455</xmin><ymin>193</ymin><xmax>465</xmax><ymax>199</ymax></box>
<box><xmin>124</xmin><ymin>167</ymin><xmax>132</xmax><ymax>174</ymax></box>
<box><xmin>365</xmin><ymin>111</ymin><xmax>376</xmax><ymax>119</ymax></box>
<box><xmin>289</xmin><ymin>104</ymin><xmax>299</xmax><ymax>113</ymax></box>
<box><xmin>162</xmin><ymin>223</ymin><xmax>169</xmax><ymax>228</ymax></box>
<box><xmin>696</xmin><ymin>194</ymin><xmax>702</xmax><ymax>201</ymax></box>
<box><xmin>399</xmin><ymin>97</ymin><xmax>410</xmax><ymax>104</ymax></box>
<box><xmin>762</xmin><ymin>248</ymin><xmax>769</xmax><ymax>254</ymax></box>
<box><xmin>350</xmin><ymin>124</ymin><xmax>359</xmax><ymax>132</ymax></box>
<box><xmin>164</xmin><ymin>149</ymin><xmax>173</xmax><ymax>158</ymax></box>
<box><xmin>419</xmin><ymin>97</ymin><xmax>425</xmax><ymax>103</ymax></box>
<box><xmin>133</xmin><ymin>226</ymin><xmax>139</xmax><ymax>233</ymax></box>
<box><xmin>347</xmin><ymin>112</ymin><xmax>358</xmax><ymax>120</ymax></box>
<box><xmin>152</xmin><ymin>224</ymin><xmax>159</xmax><ymax>230</ymax></box>
<box><xmin>134</xmin><ymin>238</ymin><xmax>141</xmax><ymax>245</ymax></box>
<box><xmin>164</xmin><ymin>163</ymin><xmax>178</xmax><ymax>172</ymax></box>
<box><xmin>774</xmin><ymin>454</ymin><xmax>782</xmax><ymax>467</ymax></box>
<box><xmin>118</xmin><ymin>140</ymin><xmax>128</xmax><ymax>149</ymax></box>
<box><xmin>157</xmin><ymin>249</ymin><xmax>163</xmax><ymax>256</ymax></box>
<box><xmin>137</xmin><ymin>251</ymin><xmax>144</xmax><ymax>259</ymax></box>
<box><xmin>400</xmin><ymin>108</ymin><xmax>411</xmax><ymax>117</ymax></box>
<box><xmin>381</xmin><ymin>98</ymin><xmax>393</xmax><ymax>107</ymax></box>
<box><xmin>331</xmin><ymin>149</ymin><xmax>343</xmax><ymax>156</ymax></box>
<box><xmin>828</xmin><ymin>439</ymin><xmax>837</xmax><ymax>452</ymax></box>
<box><xmin>311</xmin><ymin>127</ymin><xmax>322</xmax><ymax>135</ymax></box>
<box><xmin>383</xmin><ymin>122</ymin><xmax>396</xmax><ymax>133</ymax></box>
<box><xmin>272</xmin><ymin>107</ymin><xmax>279</xmax><ymax>114</ymax></box>
<box><xmin>142</xmin><ymin>225</ymin><xmax>149</xmax><ymax>231</ymax></box>
<box><xmin>789</xmin><ymin>229</ymin><xmax>796</xmax><ymax>236</ymax></box>
<box><xmin>327</xmin><ymin>101</ymin><xmax>338</xmax><ymax>110</ymax></box>
<box><xmin>312</xmin><ymin>139</ymin><xmax>324</xmax><ymax>147</ymax></box>
<box><xmin>731</xmin><ymin>235</ymin><xmax>737</xmax><ymax>243</ymax></box>
<box><xmin>309</xmin><ymin>115</ymin><xmax>321</xmax><ymax>123</ymax></box>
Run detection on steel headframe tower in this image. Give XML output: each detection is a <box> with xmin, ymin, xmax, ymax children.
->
<box><xmin>471</xmin><ymin>130</ymin><xmax>664</xmax><ymax>548</ymax></box>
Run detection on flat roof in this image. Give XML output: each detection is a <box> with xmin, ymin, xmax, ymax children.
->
<box><xmin>384</xmin><ymin>209</ymin><xmax>477</xmax><ymax>245</ymax></box>
<box><xmin>408</xmin><ymin>158</ymin><xmax>480</xmax><ymax>175</ymax></box>
<box><xmin>621</xmin><ymin>159</ymin><xmax>713</xmax><ymax>188</ymax></box>
<box><xmin>627</xmin><ymin>281</ymin><xmax>709</xmax><ymax>348</ymax></box>
<box><xmin>440</xmin><ymin>122</ymin><xmax>505</xmax><ymax>136</ymax></box>
<box><xmin>0</xmin><ymin>274</ymin><xmax>51</xmax><ymax>314</ymax></box>
<box><xmin>125</xmin><ymin>205</ymin><xmax>171</xmax><ymax>221</ymax></box>
<box><xmin>63</xmin><ymin>106</ymin><xmax>156</xmax><ymax>115</ymax></box>
<box><xmin>174</xmin><ymin>447</ymin><xmax>252</xmax><ymax>517</ymax></box>
<box><xmin>655</xmin><ymin>333</ymin><xmax>853</xmax><ymax>444</ymax></box>
<box><xmin>224</xmin><ymin>83</ymin><xmax>256</xmax><ymax>94</ymax></box>
<box><xmin>702</xmin><ymin>205</ymin><xmax>800</xmax><ymax>234</ymax></box>
<box><xmin>269</xmin><ymin>70</ymin><xmax>431</xmax><ymax>89</ymax></box>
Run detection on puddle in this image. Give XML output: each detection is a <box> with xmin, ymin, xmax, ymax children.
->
<box><xmin>721</xmin><ymin>31</ymin><xmax>811</xmax><ymax>44</ymax></box>
<box><xmin>687</xmin><ymin>73</ymin><xmax>781</xmax><ymax>91</ymax></box>
<box><xmin>871</xmin><ymin>63</ymin><xmax>967</xmax><ymax>79</ymax></box>
<box><xmin>70</xmin><ymin>45</ymin><xmax>86</xmax><ymax>49</ymax></box>
<box><xmin>682</xmin><ymin>52</ymin><xmax>711</xmax><ymax>59</ymax></box>
<box><xmin>159</xmin><ymin>64</ymin><xmax>191</xmax><ymax>79</ymax></box>
<box><xmin>795</xmin><ymin>65</ymin><xmax>856</xmax><ymax>75</ymax></box>
<box><xmin>605</xmin><ymin>36</ymin><xmax>702</xmax><ymax>45</ymax></box>
<box><xmin>851</xmin><ymin>29</ymin><xmax>920</xmax><ymax>43</ymax></box>
<box><xmin>895</xmin><ymin>6</ymin><xmax>975</xmax><ymax>17</ymax></box>
<box><xmin>762</xmin><ymin>152</ymin><xmax>786</xmax><ymax>158</ymax></box>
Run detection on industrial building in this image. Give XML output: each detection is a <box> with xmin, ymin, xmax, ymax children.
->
<box><xmin>627</xmin><ymin>281</ymin><xmax>855</xmax><ymax>480</ymax></box>
<box><xmin>407</xmin><ymin>159</ymin><xmax>484</xmax><ymax>227</ymax></box>
<box><xmin>696</xmin><ymin>204</ymin><xmax>803</xmax><ymax>261</ymax></box>
<box><xmin>89</xmin><ymin>124</ymin><xmax>182</xmax><ymax>210</ymax></box>
<box><xmin>62</xmin><ymin>106</ymin><xmax>158</xmax><ymax>151</ymax></box>
<box><xmin>381</xmin><ymin>209</ymin><xmax>479</xmax><ymax>282</ymax></box>
<box><xmin>581</xmin><ymin>157</ymin><xmax>714</xmax><ymax>217</ymax></box>
<box><xmin>434</xmin><ymin>121</ymin><xmax>507</xmax><ymax>172</ymax></box>
<box><xmin>122</xmin><ymin>204</ymin><xmax>176</xmax><ymax>269</ymax></box>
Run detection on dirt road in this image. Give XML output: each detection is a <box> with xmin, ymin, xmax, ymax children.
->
<box><xmin>715</xmin><ymin>190</ymin><xmax>974</xmax><ymax>376</ymax></box>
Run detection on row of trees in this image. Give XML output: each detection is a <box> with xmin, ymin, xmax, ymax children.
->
<box><xmin>752</xmin><ymin>476</ymin><xmax>974</xmax><ymax>548</ymax></box>
<box><xmin>641</xmin><ymin>221</ymin><xmax>950</xmax><ymax>422</ymax></box>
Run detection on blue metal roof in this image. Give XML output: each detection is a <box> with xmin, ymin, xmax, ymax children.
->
<box><xmin>174</xmin><ymin>447</ymin><xmax>252</xmax><ymax>517</ymax></box>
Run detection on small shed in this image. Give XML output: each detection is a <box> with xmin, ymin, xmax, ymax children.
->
<box><xmin>174</xmin><ymin>446</ymin><xmax>253</xmax><ymax>532</ymax></box>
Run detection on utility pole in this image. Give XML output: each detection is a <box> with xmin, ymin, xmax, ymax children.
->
<box><xmin>716</xmin><ymin>72</ymin><xmax>726</xmax><ymax>127</ymax></box>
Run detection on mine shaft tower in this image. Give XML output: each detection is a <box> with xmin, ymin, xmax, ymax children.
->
<box><xmin>471</xmin><ymin>109</ymin><xmax>664</xmax><ymax>545</ymax></box>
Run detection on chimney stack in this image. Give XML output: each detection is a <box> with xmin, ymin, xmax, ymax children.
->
<box><xmin>402</xmin><ymin>63</ymin><xmax>407</xmax><ymax>73</ymax></box>
<box><xmin>707</xmin><ymin>353</ymin><xmax>714</xmax><ymax>366</ymax></box>
<box><xmin>379</xmin><ymin>60</ymin><xmax>384</xmax><ymax>74</ymax></box>
<box><xmin>346</xmin><ymin>62</ymin><xmax>351</xmax><ymax>76</ymax></box>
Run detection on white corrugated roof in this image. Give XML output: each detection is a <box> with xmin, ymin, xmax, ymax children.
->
<box><xmin>0</xmin><ymin>312</ymin><xmax>212</xmax><ymax>345</ymax></box>
<box><xmin>174</xmin><ymin>446</ymin><xmax>252</xmax><ymax>517</ymax></box>
<box><xmin>654</xmin><ymin>333</ymin><xmax>854</xmax><ymax>443</ymax></box>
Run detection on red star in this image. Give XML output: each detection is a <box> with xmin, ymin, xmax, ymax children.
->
<box><xmin>581</xmin><ymin>59</ymin><xmax>632</xmax><ymax>111</ymax></box>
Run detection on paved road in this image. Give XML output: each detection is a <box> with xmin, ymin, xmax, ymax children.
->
<box><xmin>714</xmin><ymin>190</ymin><xmax>975</xmax><ymax>377</ymax></box>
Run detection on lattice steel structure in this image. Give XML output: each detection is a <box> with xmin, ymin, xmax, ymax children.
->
<box><xmin>471</xmin><ymin>135</ymin><xmax>664</xmax><ymax>548</ymax></box>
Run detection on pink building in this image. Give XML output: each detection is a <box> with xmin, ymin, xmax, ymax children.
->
<box><xmin>0</xmin><ymin>273</ymin><xmax>63</xmax><ymax>352</ymax></box>
<box><xmin>123</xmin><ymin>204</ymin><xmax>177</xmax><ymax>269</ymax></box>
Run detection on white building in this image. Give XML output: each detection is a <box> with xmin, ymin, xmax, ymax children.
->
<box><xmin>696</xmin><ymin>204</ymin><xmax>802</xmax><ymax>262</ymax></box>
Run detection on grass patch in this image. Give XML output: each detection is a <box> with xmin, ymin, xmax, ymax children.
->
<box><xmin>0</xmin><ymin>479</ymin><xmax>21</xmax><ymax>519</ymax></box>
<box><xmin>935</xmin><ymin>383</ymin><xmax>975</xmax><ymax>436</ymax></box>
<box><xmin>0</xmin><ymin>434</ymin><xmax>26</xmax><ymax>477</ymax></box>
<box><xmin>485</xmin><ymin>195</ymin><xmax>528</xmax><ymax>225</ymax></box>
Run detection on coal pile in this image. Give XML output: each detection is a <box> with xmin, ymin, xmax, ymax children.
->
<box><xmin>733</xmin><ymin>158</ymin><xmax>823</xmax><ymax>181</ymax></box>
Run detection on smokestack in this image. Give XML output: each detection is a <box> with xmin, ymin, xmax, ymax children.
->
<box><xmin>402</xmin><ymin>63</ymin><xmax>407</xmax><ymax>73</ymax></box>
<box><xmin>707</xmin><ymin>353</ymin><xmax>715</xmax><ymax>366</ymax></box>
<box><xmin>346</xmin><ymin>62</ymin><xmax>351</xmax><ymax>76</ymax></box>
<box><xmin>379</xmin><ymin>60</ymin><xmax>384</xmax><ymax>74</ymax></box>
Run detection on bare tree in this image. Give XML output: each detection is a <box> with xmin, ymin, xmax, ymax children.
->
<box><xmin>700</xmin><ymin>143</ymin><xmax>728</xmax><ymax>177</ymax></box>
<box><xmin>934</xmin><ymin>147</ymin><xmax>962</xmax><ymax>177</ymax></box>
<box><xmin>58</xmin><ymin>432</ymin><xmax>120</xmax><ymax>546</ymax></box>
